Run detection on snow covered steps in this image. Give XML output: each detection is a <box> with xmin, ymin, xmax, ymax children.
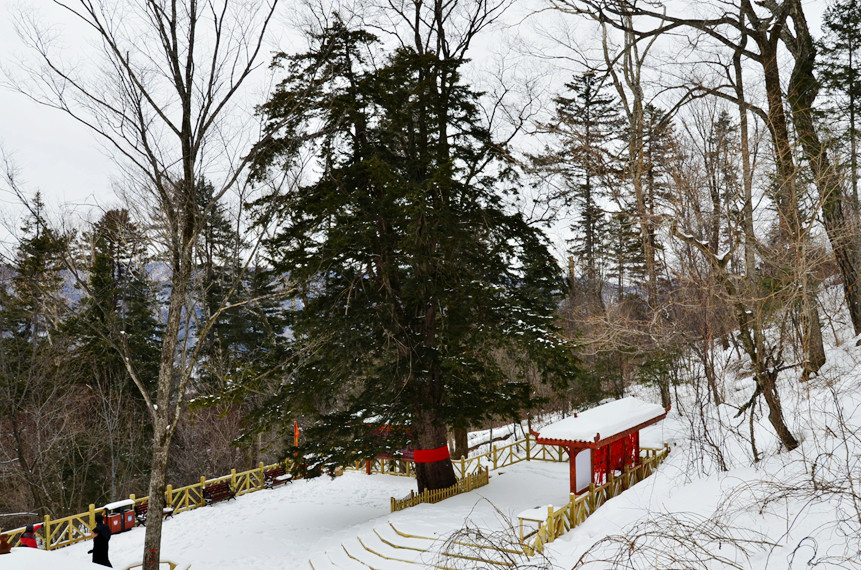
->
<box><xmin>308</xmin><ymin>522</ymin><xmax>525</xmax><ymax>570</ymax></box>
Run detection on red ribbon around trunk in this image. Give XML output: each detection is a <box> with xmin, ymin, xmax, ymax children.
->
<box><xmin>413</xmin><ymin>445</ymin><xmax>451</xmax><ymax>463</ymax></box>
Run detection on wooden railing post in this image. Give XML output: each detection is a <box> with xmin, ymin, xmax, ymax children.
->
<box><xmin>231</xmin><ymin>468</ymin><xmax>237</xmax><ymax>490</ymax></box>
<box><xmin>546</xmin><ymin>506</ymin><xmax>554</xmax><ymax>541</ymax></box>
<box><xmin>258</xmin><ymin>462</ymin><xmax>265</xmax><ymax>489</ymax></box>
<box><xmin>165</xmin><ymin>485</ymin><xmax>173</xmax><ymax>509</ymax></box>
<box><xmin>199</xmin><ymin>476</ymin><xmax>207</xmax><ymax>506</ymax></box>
<box><xmin>42</xmin><ymin>514</ymin><xmax>51</xmax><ymax>550</ymax></box>
<box><xmin>526</xmin><ymin>433</ymin><xmax>532</xmax><ymax>461</ymax></box>
<box><xmin>492</xmin><ymin>445</ymin><xmax>498</xmax><ymax>470</ymax></box>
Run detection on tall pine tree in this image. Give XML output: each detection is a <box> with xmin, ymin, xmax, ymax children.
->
<box><xmin>0</xmin><ymin>195</ymin><xmax>76</xmax><ymax>515</ymax></box>
<box><xmin>67</xmin><ymin>208</ymin><xmax>162</xmax><ymax>498</ymax></box>
<box><xmin>251</xmin><ymin>20</ymin><xmax>575</xmax><ymax>492</ymax></box>
<box><xmin>818</xmin><ymin>0</ymin><xmax>861</xmax><ymax>207</ymax></box>
<box><xmin>535</xmin><ymin>72</ymin><xmax>625</xmax><ymax>295</ymax></box>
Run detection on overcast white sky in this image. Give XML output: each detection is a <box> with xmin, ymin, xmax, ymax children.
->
<box><xmin>0</xmin><ymin>1</ymin><xmax>120</xmax><ymax>246</ymax></box>
<box><xmin>0</xmin><ymin>0</ymin><xmax>830</xmax><ymax>255</ymax></box>
<box><xmin>0</xmin><ymin>0</ymin><xmax>552</xmax><ymax>249</ymax></box>
<box><xmin>0</xmin><ymin>0</ymin><xmax>305</xmax><ymax>248</ymax></box>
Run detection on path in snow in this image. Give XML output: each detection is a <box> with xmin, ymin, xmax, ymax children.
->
<box><xmin>1</xmin><ymin>461</ymin><xmax>574</xmax><ymax>570</ymax></box>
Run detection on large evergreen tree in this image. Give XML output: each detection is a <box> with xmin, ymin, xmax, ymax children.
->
<box><xmin>251</xmin><ymin>19</ymin><xmax>575</xmax><ymax>492</ymax></box>
<box><xmin>606</xmin><ymin>210</ymin><xmax>645</xmax><ymax>299</ymax></box>
<box><xmin>190</xmin><ymin>180</ymin><xmax>287</xmax><ymax>467</ymax></box>
<box><xmin>193</xmin><ymin>179</ymin><xmax>256</xmax><ymax>392</ymax></box>
<box><xmin>73</xmin><ymin>209</ymin><xmax>162</xmax><ymax>385</ymax></box>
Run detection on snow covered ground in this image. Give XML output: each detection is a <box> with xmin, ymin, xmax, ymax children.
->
<box><xmin>5</xmin><ymin>298</ymin><xmax>861</xmax><ymax>569</ymax></box>
<box><xmin>1</xmin><ymin>421</ymin><xmax>669</xmax><ymax>569</ymax></box>
<box><xmin>0</xmin><ymin>460</ymin><xmax>577</xmax><ymax>570</ymax></box>
<box><xmin>4</xmin><ymin>374</ymin><xmax>861</xmax><ymax>570</ymax></box>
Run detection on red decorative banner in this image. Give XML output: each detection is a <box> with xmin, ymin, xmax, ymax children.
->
<box><xmin>413</xmin><ymin>445</ymin><xmax>451</xmax><ymax>463</ymax></box>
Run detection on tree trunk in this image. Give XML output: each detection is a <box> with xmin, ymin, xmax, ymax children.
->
<box><xmin>785</xmin><ymin>1</ymin><xmax>861</xmax><ymax>340</ymax></box>
<box><xmin>758</xmin><ymin>370</ymin><xmax>799</xmax><ymax>450</ymax></box>
<box><xmin>658</xmin><ymin>380</ymin><xmax>672</xmax><ymax>410</ymax></box>
<box><xmin>698</xmin><ymin>343</ymin><xmax>723</xmax><ymax>406</ymax></box>
<box><xmin>735</xmin><ymin>316</ymin><xmax>799</xmax><ymax>451</ymax></box>
<box><xmin>802</xmin><ymin>294</ymin><xmax>827</xmax><ymax>377</ymax></box>
<box><xmin>758</xmin><ymin>34</ymin><xmax>826</xmax><ymax>375</ymax></box>
<box><xmin>413</xmin><ymin>414</ymin><xmax>457</xmax><ymax>493</ymax></box>
<box><xmin>142</xmin><ymin>435</ymin><xmax>171</xmax><ymax>570</ymax></box>
<box><xmin>450</xmin><ymin>427</ymin><xmax>469</xmax><ymax>460</ymax></box>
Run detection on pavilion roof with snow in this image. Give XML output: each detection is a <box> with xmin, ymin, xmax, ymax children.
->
<box><xmin>532</xmin><ymin>397</ymin><xmax>669</xmax><ymax>494</ymax></box>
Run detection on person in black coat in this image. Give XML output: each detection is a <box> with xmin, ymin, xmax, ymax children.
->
<box><xmin>89</xmin><ymin>513</ymin><xmax>112</xmax><ymax>567</ymax></box>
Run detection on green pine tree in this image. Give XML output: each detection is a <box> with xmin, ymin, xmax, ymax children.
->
<box><xmin>71</xmin><ymin>209</ymin><xmax>163</xmax><ymax>390</ymax></box>
<box><xmin>6</xmin><ymin>193</ymin><xmax>68</xmax><ymax>338</ymax></box>
<box><xmin>250</xmin><ymin>19</ymin><xmax>577</xmax><ymax>492</ymax></box>
<box><xmin>640</xmin><ymin>104</ymin><xmax>676</xmax><ymax>286</ymax></box>
<box><xmin>66</xmin><ymin>209</ymin><xmax>163</xmax><ymax>499</ymax></box>
<box><xmin>536</xmin><ymin>71</ymin><xmax>625</xmax><ymax>292</ymax></box>
<box><xmin>818</xmin><ymin>0</ymin><xmax>861</xmax><ymax>206</ymax></box>
<box><xmin>605</xmin><ymin>209</ymin><xmax>645</xmax><ymax>302</ymax></box>
<box><xmin>0</xmin><ymin>195</ymin><xmax>75</xmax><ymax>514</ymax></box>
<box><xmin>191</xmin><ymin>180</ymin><xmax>288</xmax><ymax>466</ymax></box>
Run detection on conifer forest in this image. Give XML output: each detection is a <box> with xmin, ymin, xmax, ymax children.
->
<box><xmin>1</xmin><ymin>0</ymin><xmax>860</xmax><ymax>566</ymax></box>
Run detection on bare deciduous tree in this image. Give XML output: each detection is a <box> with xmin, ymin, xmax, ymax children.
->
<box><xmin>8</xmin><ymin>1</ymin><xmax>280</xmax><ymax>566</ymax></box>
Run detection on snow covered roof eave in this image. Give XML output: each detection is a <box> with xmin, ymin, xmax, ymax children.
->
<box><xmin>532</xmin><ymin>397</ymin><xmax>670</xmax><ymax>449</ymax></box>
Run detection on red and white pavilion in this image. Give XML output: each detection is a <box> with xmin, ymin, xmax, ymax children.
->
<box><xmin>531</xmin><ymin>397</ymin><xmax>669</xmax><ymax>494</ymax></box>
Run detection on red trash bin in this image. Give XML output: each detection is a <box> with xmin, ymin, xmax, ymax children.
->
<box><xmin>102</xmin><ymin>499</ymin><xmax>136</xmax><ymax>534</ymax></box>
<box><xmin>122</xmin><ymin>510</ymin><xmax>136</xmax><ymax>531</ymax></box>
<box><xmin>106</xmin><ymin>512</ymin><xmax>122</xmax><ymax>534</ymax></box>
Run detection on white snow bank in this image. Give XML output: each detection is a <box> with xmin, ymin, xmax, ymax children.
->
<box><xmin>0</xmin><ymin>547</ymin><xmax>104</xmax><ymax>569</ymax></box>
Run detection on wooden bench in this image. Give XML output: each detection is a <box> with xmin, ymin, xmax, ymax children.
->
<box><xmin>134</xmin><ymin>502</ymin><xmax>174</xmax><ymax>526</ymax></box>
<box><xmin>263</xmin><ymin>466</ymin><xmax>293</xmax><ymax>489</ymax></box>
<box><xmin>202</xmin><ymin>482</ymin><xmax>236</xmax><ymax>505</ymax></box>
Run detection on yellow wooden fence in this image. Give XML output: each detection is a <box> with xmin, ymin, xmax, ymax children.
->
<box><xmin>0</xmin><ymin>460</ymin><xmax>285</xmax><ymax>551</ymax></box>
<box><xmin>349</xmin><ymin>457</ymin><xmax>416</xmax><ymax>477</ymax></box>
<box><xmin>382</xmin><ymin>433</ymin><xmax>568</xmax><ymax>514</ymax></box>
<box><xmin>451</xmin><ymin>433</ymin><xmax>568</xmax><ymax>478</ymax></box>
<box><xmin>520</xmin><ymin>445</ymin><xmax>670</xmax><ymax>555</ymax></box>
<box><xmin>351</xmin><ymin>433</ymin><xmax>569</xmax><ymax>480</ymax></box>
<box><xmin>390</xmin><ymin>467</ymin><xmax>490</xmax><ymax>512</ymax></box>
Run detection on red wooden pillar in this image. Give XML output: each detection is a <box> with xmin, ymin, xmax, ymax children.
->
<box><xmin>605</xmin><ymin>445</ymin><xmax>610</xmax><ymax>481</ymax></box>
<box><xmin>634</xmin><ymin>431</ymin><xmax>640</xmax><ymax>464</ymax></box>
<box><xmin>567</xmin><ymin>445</ymin><xmax>576</xmax><ymax>494</ymax></box>
<box><xmin>621</xmin><ymin>435</ymin><xmax>628</xmax><ymax>471</ymax></box>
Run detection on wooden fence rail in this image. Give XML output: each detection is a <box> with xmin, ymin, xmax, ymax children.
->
<box><xmin>451</xmin><ymin>433</ymin><xmax>568</xmax><ymax>478</ymax></box>
<box><xmin>380</xmin><ymin>433</ymin><xmax>570</xmax><ymax>515</ymax></box>
<box><xmin>0</xmin><ymin>460</ymin><xmax>285</xmax><ymax>551</ymax></box>
<box><xmin>521</xmin><ymin>445</ymin><xmax>670</xmax><ymax>555</ymax></box>
<box><xmin>349</xmin><ymin>457</ymin><xmax>415</xmax><ymax>477</ymax></box>
<box><xmin>390</xmin><ymin>467</ymin><xmax>490</xmax><ymax>512</ymax></box>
